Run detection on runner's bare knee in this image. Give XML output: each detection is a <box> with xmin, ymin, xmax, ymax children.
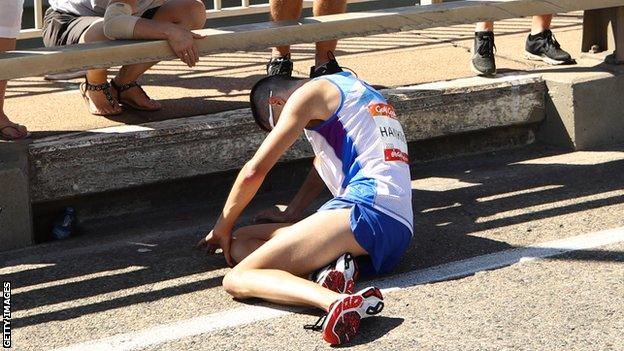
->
<box><xmin>222</xmin><ymin>270</ymin><xmax>248</xmax><ymax>299</ymax></box>
<box><xmin>188</xmin><ymin>0</ymin><xmax>206</xmax><ymax>29</ymax></box>
<box><xmin>174</xmin><ymin>0</ymin><xmax>206</xmax><ymax>30</ymax></box>
<box><xmin>79</xmin><ymin>20</ymin><xmax>106</xmax><ymax>43</ymax></box>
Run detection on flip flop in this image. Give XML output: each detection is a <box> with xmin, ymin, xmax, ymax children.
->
<box><xmin>0</xmin><ymin>121</ymin><xmax>30</xmax><ymax>141</ymax></box>
<box><xmin>110</xmin><ymin>79</ymin><xmax>162</xmax><ymax>112</ymax></box>
<box><xmin>80</xmin><ymin>81</ymin><xmax>122</xmax><ymax>117</ymax></box>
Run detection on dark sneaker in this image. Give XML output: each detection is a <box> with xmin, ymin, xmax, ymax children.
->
<box><xmin>310</xmin><ymin>51</ymin><xmax>343</xmax><ymax>78</ymax></box>
<box><xmin>313</xmin><ymin>253</ymin><xmax>359</xmax><ymax>294</ymax></box>
<box><xmin>471</xmin><ymin>31</ymin><xmax>497</xmax><ymax>76</ymax></box>
<box><xmin>266</xmin><ymin>54</ymin><xmax>293</xmax><ymax>76</ymax></box>
<box><xmin>605</xmin><ymin>52</ymin><xmax>624</xmax><ymax>65</ymax></box>
<box><xmin>304</xmin><ymin>287</ymin><xmax>384</xmax><ymax>345</ymax></box>
<box><xmin>525</xmin><ymin>29</ymin><xmax>574</xmax><ymax>65</ymax></box>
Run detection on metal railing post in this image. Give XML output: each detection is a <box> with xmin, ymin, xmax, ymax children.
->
<box><xmin>34</xmin><ymin>0</ymin><xmax>44</xmax><ymax>29</ymax></box>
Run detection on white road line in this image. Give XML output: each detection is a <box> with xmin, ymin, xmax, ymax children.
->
<box><xmin>377</xmin><ymin>226</ymin><xmax>624</xmax><ymax>292</ymax></box>
<box><xmin>54</xmin><ymin>305</ymin><xmax>292</xmax><ymax>351</ymax></box>
<box><xmin>53</xmin><ymin>226</ymin><xmax>624</xmax><ymax>351</ymax></box>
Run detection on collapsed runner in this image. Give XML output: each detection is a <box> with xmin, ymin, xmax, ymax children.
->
<box><xmin>197</xmin><ymin>71</ymin><xmax>414</xmax><ymax>345</ymax></box>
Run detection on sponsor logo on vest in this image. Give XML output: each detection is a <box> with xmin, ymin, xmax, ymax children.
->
<box><xmin>384</xmin><ymin>148</ymin><xmax>409</xmax><ymax>163</ymax></box>
<box><xmin>368</xmin><ymin>103</ymin><xmax>397</xmax><ymax>119</ymax></box>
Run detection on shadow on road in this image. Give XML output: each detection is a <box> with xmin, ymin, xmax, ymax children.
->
<box><xmin>338</xmin><ymin>316</ymin><xmax>404</xmax><ymax>347</ymax></box>
<box><xmin>396</xmin><ymin>144</ymin><xmax>624</xmax><ymax>272</ymax></box>
<box><xmin>4</xmin><ymin>144</ymin><xmax>624</xmax><ymax>330</ymax></box>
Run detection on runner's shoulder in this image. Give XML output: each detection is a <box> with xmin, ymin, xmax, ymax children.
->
<box><xmin>295</xmin><ymin>79</ymin><xmax>341</xmax><ymax>120</ymax></box>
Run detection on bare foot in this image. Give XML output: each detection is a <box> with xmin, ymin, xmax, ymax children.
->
<box><xmin>80</xmin><ymin>82</ymin><xmax>122</xmax><ymax>116</ymax></box>
<box><xmin>112</xmin><ymin>78</ymin><xmax>161</xmax><ymax>111</ymax></box>
<box><xmin>0</xmin><ymin>113</ymin><xmax>28</xmax><ymax>140</ymax></box>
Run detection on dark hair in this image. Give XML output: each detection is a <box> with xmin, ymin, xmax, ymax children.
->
<box><xmin>249</xmin><ymin>75</ymin><xmax>305</xmax><ymax>131</ymax></box>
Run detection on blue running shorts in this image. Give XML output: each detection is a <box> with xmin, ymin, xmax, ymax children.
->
<box><xmin>318</xmin><ymin>197</ymin><xmax>412</xmax><ymax>274</ymax></box>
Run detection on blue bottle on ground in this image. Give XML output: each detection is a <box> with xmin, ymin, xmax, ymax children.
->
<box><xmin>52</xmin><ymin>207</ymin><xmax>76</xmax><ymax>240</ymax></box>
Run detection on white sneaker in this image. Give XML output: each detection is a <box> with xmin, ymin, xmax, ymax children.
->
<box><xmin>304</xmin><ymin>287</ymin><xmax>384</xmax><ymax>345</ymax></box>
<box><xmin>314</xmin><ymin>253</ymin><xmax>359</xmax><ymax>294</ymax></box>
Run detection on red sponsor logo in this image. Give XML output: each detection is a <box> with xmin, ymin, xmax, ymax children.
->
<box><xmin>368</xmin><ymin>103</ymin><xmax>397</xmax><ymax>119</ymax></box>
<box><xmin>384</xmin><ymin>148</ymin><xmax>409</xmax><ymax>163</ymax></box>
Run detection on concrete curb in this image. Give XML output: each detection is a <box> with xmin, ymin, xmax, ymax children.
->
<box><xmin>28</xmin><ymin>75</ymin><xmax>545</xmax><ymax>203</ymax></box>
<box><xmin>537</xmin><ymin>58</ymin><xmax>624</xmax><ymax>150</ymax></box>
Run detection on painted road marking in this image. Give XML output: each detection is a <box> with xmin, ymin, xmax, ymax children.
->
<box><xmin>376</xmin><ymin>226</ymin><xmax>624</xmax><ymax>292</ymax></box>
<box><xmin>53</xmin><ymin>226</ymin><xmax>624</xmax><ymax>351</ymax></box>
<box><xmin>55</xmin><ymin>305</ymin><xmax>292</xmax><ymax>351</ymax></box>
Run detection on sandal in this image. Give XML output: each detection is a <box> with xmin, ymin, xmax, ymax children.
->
<box><xmin>0</xmin><ymin>121</ymin><xmax>30</xmax><ymax>141</ymax></box>
<box><xmin>79</xmin><ymin>80</ymin><xmax>122</xmax><ymax>117</ymax></box>
<box><xmin>110</xmin><ymin>79</ymin><xmax>161</xmax><ymax>112</ymax></box>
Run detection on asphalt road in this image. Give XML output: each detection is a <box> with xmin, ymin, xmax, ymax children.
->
<box><xmin>2</xmin><ymin>144</ymin><xmax>624</xmax><ymax>350</ymax></box>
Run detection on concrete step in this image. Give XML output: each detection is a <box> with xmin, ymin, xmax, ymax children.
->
<box><xmin>2</xmin><ymin>74</ymin><xmax>546</xmax><ymax>250</ymax></box>
<box><xmin>28</xmin><ymin>74</ymin><xmax>545</xmax><ymax>203</ymax></box>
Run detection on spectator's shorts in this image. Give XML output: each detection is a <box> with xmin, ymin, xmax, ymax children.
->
<box><xmin>0</xmin><ymin>0</ymin><xmax>24</xmax><ymax>39</ymax></box>
<box><xmin>318</xmin><ymin>197</ymin><xmax>412</xmax><ymax>275</ymax></box>
<box><xmin>42</xmin><ymin>6</ymin><xmax>162</xmax><ymax>47</ymax></box>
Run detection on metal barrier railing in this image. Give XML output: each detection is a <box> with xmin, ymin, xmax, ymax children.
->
<box><xmin>6</xmin><ymin>0</ymin><xmax>624</xmax><ymax>81</ymax></box>
<box><xmin>18</xmin><ymin>0</ymin><xmax>381</xmax><ymax>40</ymax></box>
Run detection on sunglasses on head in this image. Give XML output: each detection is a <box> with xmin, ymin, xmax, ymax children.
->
<box><xmin>268</xmin><ymin>90</ymin><xmax>276</xmax><ymax>129</ymax></box>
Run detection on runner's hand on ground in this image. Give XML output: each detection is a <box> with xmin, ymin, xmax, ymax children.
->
<box><xmin>197</xmin><ymin>229</ymin><xmax>233</xmax><ymax>267</ymax></box>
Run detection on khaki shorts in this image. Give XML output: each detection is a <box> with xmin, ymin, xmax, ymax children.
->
<box><xmin>0</xmin><ymin>0</ymin><xmax>24</xmax><ymax>39</ymax></box>
<box><xmin>42</xmin><ymin>6</ymin><xmax>162</xmax><ymax>47</ymax></box>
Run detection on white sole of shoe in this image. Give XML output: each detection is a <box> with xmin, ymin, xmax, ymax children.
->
<box><xmin>318</xmin><ymin>253</ymin><xmax>358</xmax><ymax>294</ymax></box>
<box><xmin>524</xmin><ymin>51</ymin><xmax>567</xmax><ymax>65</ymax></box>
<box><xmin>322</xmin><ymin>287</ymin><xmax>384</xmax><ymax>345</ymax></box>
<box><xmin>470</xmin><ymin>59</ymin><xmax>496</xmax><ymax>77</ymax></box>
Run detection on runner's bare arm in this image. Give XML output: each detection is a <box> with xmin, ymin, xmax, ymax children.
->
<box><xmin>198</xmin><ymin>82</ymin><xmax>335</xmax><ymax>263</ymax></box>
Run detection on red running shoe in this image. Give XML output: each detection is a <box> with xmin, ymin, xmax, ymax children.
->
<box><xmin>314</xmin><ymin>253</ymin><xmax>359</xmax><ymax>294</ymax></box>
<box><xmin>304</xmin><ymin>287</ymin><xmax>384</xmax><ymax>345</ymax></box>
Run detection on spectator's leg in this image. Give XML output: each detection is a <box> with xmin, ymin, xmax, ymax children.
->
<box><xmin>475</xmin><ymin>21</ymin><xmax>494</xmax><ymax>32</ymax></box>
<box><xmin>270</xmin><ymin>0</ymin><xmax>303</xmax><ymax>59</ymax></box>
<box><xmin>0</xmin><ymin>37</ymin><xmax>28</xmax><ymax>139</ymax></box>
<box><xmin>531</xmin><ymin>14</ymin><xmax>553</xmax><ymax>34</ymax></box>
<box><xmin>79</xmin><ymin>20</ymin><xmax>123</xmax><ymax>115</ymax></box>
<box><xmin>0</xmin><ymin>0</ymin><xmax>28</xmax><ymax>139</ymax></box>
<box><xmin>471</xmin><ymin>22</ymin><xmax>496</xmax><ymax>76</ymax></box>
<box><xmin>312</xmin><ymin>0</ymin><xmax>347</xmax><ymax>67</ymax></box>
<box><xmin>113</xmin><ymin>0</ymin><xmax>206</xmax><ymax>111</ymax></box>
